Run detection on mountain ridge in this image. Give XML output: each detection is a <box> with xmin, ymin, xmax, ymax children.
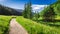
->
<box><xmin>0</xmin><ymin>4</ymin><xmax>23</xmax><ymax>16</ymax></box>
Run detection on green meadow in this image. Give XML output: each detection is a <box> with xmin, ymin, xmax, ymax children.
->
<box><xmin>16</xmin><ymin>16</ymin><xmax>60</xmax><ymax>34</ymax></box>
<box><xmin>0</xmin><ymin>16</ymin><xmax>13</xmax><ymax>34</ymax></box>
<box><xmin>0</xmin><ymin>0</ymin><xmax>60</xmax><ymax>34</ymax></box>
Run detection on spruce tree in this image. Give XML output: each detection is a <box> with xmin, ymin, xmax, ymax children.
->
<box><xmin>43</xmin><ymin>6</ymin><xmax>55</xmax><ymax>22</ymax></box>
<box><xmin>26</xmin><ymin>1</ymin><xmax>32</xmax><ymax>19</ymax></box>
<box><xmin>22</xmin><ymin>4</ymin><xmax>27</xmax><ymax>18</ymax></box>
<box><xmin>22</xmin><ymin>1</ymin><xmax>32</xmax><ymax>19</ymax></box>
<box><xmin>34</xmin><ymin>11</ymin><xmax>40</xmax><ymax>22</ymax></box>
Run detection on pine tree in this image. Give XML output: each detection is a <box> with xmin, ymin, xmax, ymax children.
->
<box><xmin>43</xmin><ymin>6</ymin><xmax>55</xmax><ymax>22</ymax></box>
<box><xmin>35</xmin><ymin>11</ymin><xmax>40</xmax><ymax>22</ymax></box>
<box><xmin>22</xmin><ymin>4</ymin><xmax>27</xmax><ymax>18</ymax></box>
<box><xmin>26</xmin><ymin>1</ymin><xmax>32</xmax><ymax>19</ymax></box>
<box><xmin>22</xmin><ymin>1</ymin><xmax>32</xmax><ymax>19</ymax></box>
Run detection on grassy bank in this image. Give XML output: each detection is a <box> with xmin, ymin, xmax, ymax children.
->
<box><xmin>0</xmin><ymin>15</ymin><xmax>13</xmax><ymax>34</ymax></box>
<box><xmin>16</xmin><ymin>16</ymin><xmax>60</xmax><ymax>34</ymax></box>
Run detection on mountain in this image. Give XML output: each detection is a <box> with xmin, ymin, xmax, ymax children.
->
<box><xmin>0</xmin><ymin>4</ymin><xmax>23</xmax><ymax>16</ymax></box>
<box><xmin>15</xmin><ymin>9</ymin><xmax>23</xmax><ymax>12</ymax></box>
<box><xmin>40</xmin><ymin>0</ymin><xmax>60</xmax><ymax>16</ymax></box>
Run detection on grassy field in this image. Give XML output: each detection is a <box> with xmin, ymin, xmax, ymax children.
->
<box><xmin>0</xmin><ymin>15</ymin><xmax>60</xmax><ymax>34</ymax></box>
<box><xmin>0</xmin><ymin>15</ymin><xmax>13</xmax><ymax>34</ymax></box>
<box><xmin>16</xmin><ymin>16</ymin><xmax>60</xmax><ymax>34</ymax></box>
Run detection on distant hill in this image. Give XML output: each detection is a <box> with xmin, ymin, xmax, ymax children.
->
<box><xmin>0</xmin><ymin>4</ymin><xmax>23</xmax><ymax>16</ymax></box>
<box><xmin>40</xmin><ymin>0</ymin><xmax>60</xmax><ymax>16</ymax></box>
<box><xmin>15</xmin><ymin>9</ymin><xmax>23</xmax><ymax>12</ymax></box>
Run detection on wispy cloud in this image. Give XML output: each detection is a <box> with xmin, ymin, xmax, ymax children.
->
<box><xmin>32</xmin><ymin>5</ymin><xmax>47</xmax><ymax>10</ymax></box>
<box><xmin>32</xmin><ymin>4</ymin><xmax>48</xmax><ymax>12</ymax></box>
<box><xmin>4</xmin><ymin>3</ymin><xmax>24</xmax><ymax>9</ymax></box>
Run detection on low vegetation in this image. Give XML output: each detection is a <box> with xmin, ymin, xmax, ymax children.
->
<box><xmin>0</xmin><ymin>15</ymin><xmax>12</xmax><ymax>34</ymax></box>
<box><xmin>16</xmin><ymin>16</ymin><xmax>60</xmax><ymax>34</ymax></box>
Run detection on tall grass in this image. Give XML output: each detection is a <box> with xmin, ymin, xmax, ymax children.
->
<box><xmin>0</xmin><ymin>16</ymin><xmax>12</xmax><ymax>34</ymax></box>
<box><xmin>16</xmin><ymin>16</ymin><xmax>60</xmax><ymax>34</ymax></box>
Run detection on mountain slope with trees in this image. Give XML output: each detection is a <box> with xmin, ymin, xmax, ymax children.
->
<box><xmin>40</xmin><ymin>0</ymin><xmax>60</xmax><ymax>16</ymax></box>
<box><xmin>0</xmin><ymin>4</ymin><xmax>22</xmax><ymax>16</ymax></box>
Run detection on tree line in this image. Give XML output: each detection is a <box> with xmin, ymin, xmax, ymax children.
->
<box><xmin>22</xmin><ymin>1</ymin><xmax>56</xmax><ymax>22</ymax></box>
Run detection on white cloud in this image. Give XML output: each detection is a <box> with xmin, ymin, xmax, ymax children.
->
<box><xmin>32</xmin><ymin>4</ymin><xmax>48</xmax><ymax>12</ymax></box>
<box><xmin>32</xmin><ymin>5</ymin><xmax>48</xmax><ymax>10</ymax></box>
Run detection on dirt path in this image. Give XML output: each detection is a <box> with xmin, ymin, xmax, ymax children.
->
<box><xmin>9</xmin><ymin>18</ymin><xmax>28</xmax><ymax>34</ymax></box>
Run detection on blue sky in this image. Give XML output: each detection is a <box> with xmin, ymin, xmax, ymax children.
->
<box><xmin>0</xmin><ymin>0</ymin><xmax>57</xmax><ymax>9</ymax></box>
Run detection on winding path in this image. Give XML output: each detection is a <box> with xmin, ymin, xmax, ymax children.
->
<box><xmin>9</xmin><ymin>18</ymin><xmax>28</xmax><ymax>34</ymax></box>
